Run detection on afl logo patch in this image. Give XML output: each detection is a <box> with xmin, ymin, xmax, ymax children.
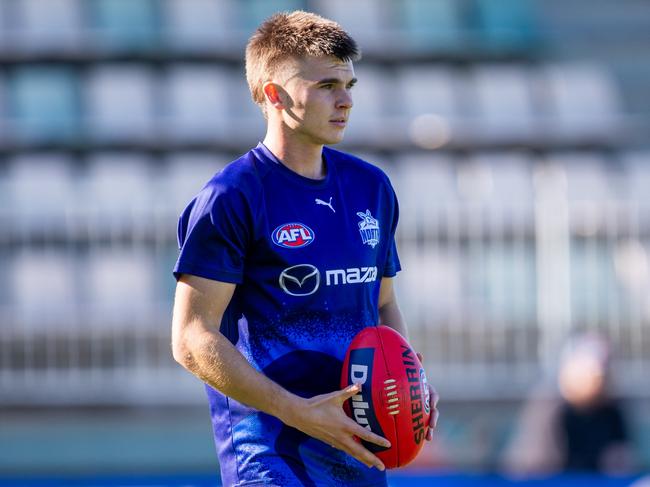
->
<box><xmin>272</xmin><ymin>222</ymin><xmax>315</xmax><ymax>248</ymax></box>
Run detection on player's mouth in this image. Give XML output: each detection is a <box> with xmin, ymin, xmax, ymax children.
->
<box><xmin>329</xmin><ymin>118</ymin><xmax>347</xmax><ymax>127</ymax></box>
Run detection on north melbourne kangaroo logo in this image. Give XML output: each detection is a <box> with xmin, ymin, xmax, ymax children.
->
<box><xmin>357</xmin><ymin>210</ymin><xmax>380</xmax><ymax>248</ymax></box>
<box><xmin>315</xmin><ymin>196</ymin><xmax>335</xmax><ymax>213</ymax></box>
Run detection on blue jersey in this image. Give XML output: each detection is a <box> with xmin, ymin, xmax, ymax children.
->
<box><xmin>174</xmin><ymin>143</ymin><xmax>401</xmax><ymax>487</ymax></box>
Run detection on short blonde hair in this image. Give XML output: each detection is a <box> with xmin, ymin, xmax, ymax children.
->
<box><xmin>245</xmin><ymin>11</ymin><xmax>360</xmax><ymax>112</ymax></box>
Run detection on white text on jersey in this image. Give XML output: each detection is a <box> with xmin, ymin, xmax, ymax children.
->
<box><xmin>325</xmin><ymin>267</ymin><xmax>378</xmax><ymax>286</ymax></box>
<box><xmin>277</xmin><ymin>228</ymin><xmax>313</xmax><ymax>244</ymax></box>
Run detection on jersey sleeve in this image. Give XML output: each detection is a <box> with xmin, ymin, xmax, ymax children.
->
<box><xmin>173</xmin><ymin>181</ymin><xmax>251</xmax><ymax>284</ymax></box>
<box><xmin>383</xmin><ymin>179</ymin><xmax>402</xmax><ymax>278</ymax></box>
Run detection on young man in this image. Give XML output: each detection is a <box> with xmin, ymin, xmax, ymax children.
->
<box><xmin>172</xmin><ymin>11</ymin><xmax>438</xmax><ymax>487</ymax></box>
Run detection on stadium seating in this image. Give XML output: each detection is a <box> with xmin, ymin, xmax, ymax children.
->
<box><xmin>395</xmin><ymin>0</ymin><xmax>463</xmax><ymax>52</ymax></box>
<box><xmin>89</xmin><ymin>0</ymin><xmax>161</xmax><ymax>51</ymax></box>
<box><xmin>461</xmin><ymin>152</ymin><xmax>534</xmax><ymax>213</ymax></box>
<box><xmin>83</xmin><ymin>152</ymin><xmax>154</xmax><ymax>234</ymax></box>
<box><xmin>621</xmin><ymin>151</ymin><xmax>650</xmax><ymax>205</ymax></box>
<box><xmin>6</xmin><ymin>154</ymin><xmax>77</xmax><ymax>236</ymax></box>
<box><xmin>469</xmin><ymin>65</ymin><xmax>536</xmax><ymax>143</ymax></box>
<box><xmin>86</xmin><ymin>246</ymin><xmax>156</xmax><ymax>328</ymax></box>
<box><xmin>12</xmin><ymin>248</ymin><xmax>77</xmax><ymax>330</ymax></box>
<box><xmin>541</xmin><ymin>63</ymin><xmax>622</xmax><ymax>142</ymax></box>
<box><xmin>86</xmin><ymin>65</ymin><xmax>156</xmax><ymax>141</ymax></box>
<box><xmin>0</xmin><ymin>1</ymin><xmax>5</xmax><ymax>51</ymax></box>
<box><xmin>474</xmin><ymin>0</ymin><xmax>538</xmax><ymax>52</ymax></box>
<box><xmin>396</xmin><ymin>66</ymin><xmax>458</xmax><ymax>123</ymax></box>
<box><xmin>164</xmin><ymin>0</ymin><xmax>233</xmax><ymax>52</ymax></box>
<box><xmin>11</xmin><ymin>0</ymin><xmax>83</xmax><ymax>52</ymax></box>
<box><xmin>10</xmin><ymin>66</ymin><xmax>79</xmax><ymax>142</ymax></box>
<box><xmin>163</xmin><ymin>65</ymin><xmax>231</xmax><ymax>142</ymax></box>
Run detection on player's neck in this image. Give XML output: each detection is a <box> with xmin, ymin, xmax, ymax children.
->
<box><xmin>262</xmin><ymin>133</ymin><xmax>325</xmax><ymax>180</ymax></box>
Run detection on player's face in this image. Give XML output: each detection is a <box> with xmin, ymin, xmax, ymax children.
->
<box><xmin>279</xmin><ymin>56</ymin><xmax>356</xmax><ymax>146</ymax></box>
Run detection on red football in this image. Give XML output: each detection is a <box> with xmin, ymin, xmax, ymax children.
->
<box><xmin>341</xmin><ymin>325</ymin><xmax>431</xmax><ymax>469</ymax></box>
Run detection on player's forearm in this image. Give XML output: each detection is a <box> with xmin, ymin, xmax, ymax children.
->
<box><xmin>173</xmin><ymin>324</ymin><xmax>297</xmax><ymax>422</ymax></box>
<box><xmin>379</xmin><ymin>300</ymin><xmax>409</xmax><ymax>340</ymax></box>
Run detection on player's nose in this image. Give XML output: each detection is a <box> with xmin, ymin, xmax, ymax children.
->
<box><xmin>336</xmin><ymin>89</ymin><xmax>353</xmax><ymax>109</ymax></box>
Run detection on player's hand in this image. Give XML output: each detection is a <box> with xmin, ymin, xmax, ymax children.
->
<box><xmin>425</xmin><ymin>382</ymin><xmax>439</xmax><ymax>441</ymax></box>
<box><xmin>281</xmin><ymin>384</ymin><xmax>391</xmax><ymax>471</ymax></box>
<box><xmin>417</xmin><ymin>352</ymin><xmax>439</xmax><ymax>441</ymax></box>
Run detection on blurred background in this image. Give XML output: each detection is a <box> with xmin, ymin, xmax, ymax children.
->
<box><xmin>0</xmin><ymin>0</ymin><xmax>649</xmax><ymax>485</ymax></box>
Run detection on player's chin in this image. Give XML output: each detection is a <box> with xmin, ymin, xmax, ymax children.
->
<box><xmin>323</xmin><ymin>130</ymin><xmax>346</xmax><ymax>145</ymax></box>
<box><xmin>309</xmin><ymin>126</ymin><xmax>346</xmax><ymax>146</ymax></box>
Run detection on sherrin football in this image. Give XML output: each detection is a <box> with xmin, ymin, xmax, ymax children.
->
<box><xmin>341</xmin><ymin>325</ymin><xmax>431</xmax><ymax>469</ymax></box>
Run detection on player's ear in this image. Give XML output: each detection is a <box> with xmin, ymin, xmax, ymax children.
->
<box><xmin>263</xmin><ymin>82</ymin><xmax>285</xmax><ymax>110</ymax></box>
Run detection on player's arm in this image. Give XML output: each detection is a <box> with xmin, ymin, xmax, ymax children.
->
<box><xmin>378</xmin><ymin>276</ymin><xmax>439</xmax><ymax>439</ymax></box>
<box><xmin>377</xmin><ymin>276</ymin><xmax>409</xmax><ymax>339</ymax></box>
<box><xmin>172</xmin><ymin>273</ymin><xmax>391</xmax><ymax>470</ymax></box>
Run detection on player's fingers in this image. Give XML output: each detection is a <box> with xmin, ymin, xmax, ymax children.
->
<box><xmin>431</xmin><ymin>384</ymin><xmax>439</xmax><ymax>405</ymax></box>
<box><xmin>426</xmin><ymin>408</ymin><xmax>439</xmax><ymax>441</ymax></box>
<box><xmin>430</xmin><ymin>386</ymin><xmax>440</xmax><ymax>425</ymax></box>
<box><xmin>340</xmin><ymin>437</ymin><xmax>386</xmax><ymax>471</ymax></box>
<box><xmin>336</xmin><ymin>383</ymin><xmax>361</xmax><ymax>403</ymax></box>
<box><xmin>310</xmin><ymin>384</ymin><xmax>358</xmax><ymax>406</ymax></box>
<box><xmin>348</xmin><ymin>420</ymin><xmax>391</xmax><ymax>449</ymax></box>
<box><xmin>426</xmin><ymin>384</ymin><xmax>439</xmax><ymax>441</ymax></box>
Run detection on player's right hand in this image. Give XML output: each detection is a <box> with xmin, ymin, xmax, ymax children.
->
<box><xmin>280</xmin><ymin>384</ymin><xmax>391</xmax><ymax>471</ymax></box>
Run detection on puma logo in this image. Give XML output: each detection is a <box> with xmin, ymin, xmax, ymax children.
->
<box><xmin>315</xmin><ymin>196</ymin><xmax>335</xmax><ymax>213</ymax></box>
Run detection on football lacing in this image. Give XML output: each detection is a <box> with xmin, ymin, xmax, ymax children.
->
<box><xmin>384</xmin><ymin>378</ymin><xmax>400</xmax><ymax>415</ymax></box>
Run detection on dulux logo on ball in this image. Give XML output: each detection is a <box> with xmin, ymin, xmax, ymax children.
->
<box><xmin>272</xmin><ymin>222</ymin><xmax>315</xmax><ymax>248</ymax></box>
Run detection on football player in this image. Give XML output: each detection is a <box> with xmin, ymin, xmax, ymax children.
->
<box><xmin>171</xmin><ymin>11</ymin><xmax>438</xmax><ymax>486</ymax></box>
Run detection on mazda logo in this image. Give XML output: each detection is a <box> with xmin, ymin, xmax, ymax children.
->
<box><xmin>279</xmin><ymin>264</ymin><xmax>320</xmax><ymax>296</ymax></box>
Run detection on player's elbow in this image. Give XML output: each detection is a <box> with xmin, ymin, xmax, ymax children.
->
<box><xmin>171</xmin><ymin>339</ymin><xmax>192</xmax><ymax>369</ymax></box>
<box><xmin>171</xmin><ymin>338</ymin><xmax>188</xmax><ymax>368</ymax></box>
<box><xmin>171</xmin><ymin>322</ymin><xmax>198</xmax><ymax>371</ymax></box>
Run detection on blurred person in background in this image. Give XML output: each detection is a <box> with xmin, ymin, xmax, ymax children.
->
<box><xmin>170</xmin><ymin>10</ymin><xmax>437</xmax><ymax>487</ymax></box>
<box><xmin>502</xmin><ymin>332</ymin><xmax>635</xmax><ymax>475</ymax></box>
<box><xmin>556</xmin><ymin>333</ymin><xmax>633</xmax><ymax>472</ymax></box>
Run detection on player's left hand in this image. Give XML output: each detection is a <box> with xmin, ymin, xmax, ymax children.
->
<box><xmin>417</xmin><ymin>352</ymin><xmax>439</xmax><ymax>441</ymax></box>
